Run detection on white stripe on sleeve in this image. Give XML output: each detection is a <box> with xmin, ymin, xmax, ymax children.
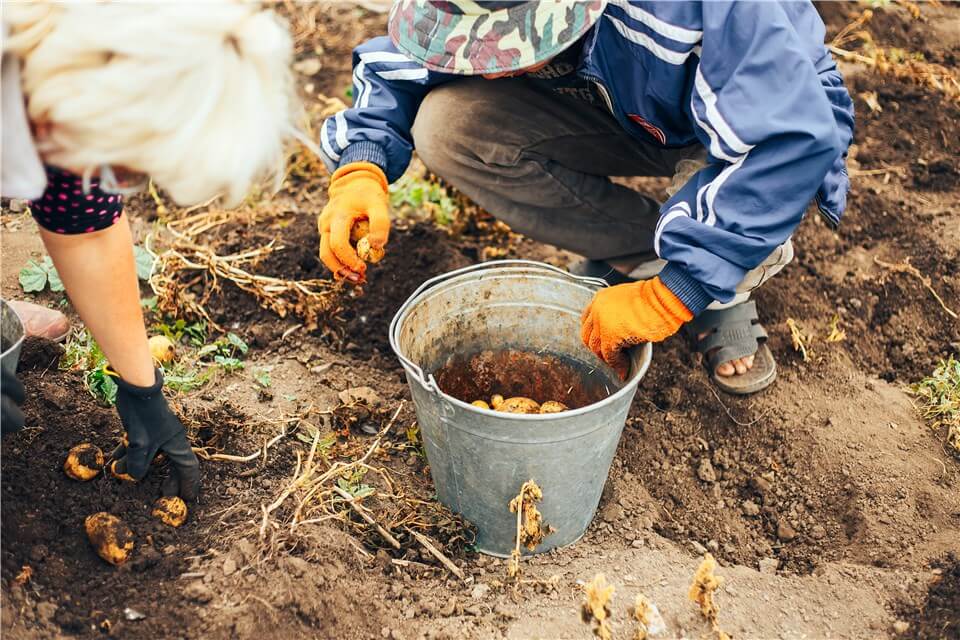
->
<box><xmin>612</xmin><ymin>1</ymin><xmax>702</xmax><ymax>44</ymax></box>
<box><xmin>605</xmin><ymin>15</ymin><xmax>696</xmax><ymax>66</ymax></box>
<box><xmin>320</xmin><ymin>118</ymin><xmax>341</xmax><ymax>162</ymax></box>
<box><xmin>376</xmin><ymin>68</ymin><xmax>429</xmax><ymax>81</ymax></box>
<box><xmin>654</xmin><ymin>202</ymin><xmax>691</xmax><ymax>256</ymax></box>
<box><xmin>334</xmin><ymin>111</ymin><xmax>348</xmax><ymax>151</ymax></box>
<box><xmin>359</xmin><ymin>51</ymin><xmax>415</xmax><ymax>65</ymax></box>
<box><xmin>704</xmin><ymin>154</ymin><xmax>747</xmax><ymax>227</ymax></box>
<box><xmin>694</xmin><ymin>66</ymin><xmax>753</xmax><ymax>156</ymax></box>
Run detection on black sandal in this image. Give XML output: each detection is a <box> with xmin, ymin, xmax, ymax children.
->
<box><xmin>686</xmin><ymin>301</ymin><xmax>777</xmax><ymax>395</ymax></box>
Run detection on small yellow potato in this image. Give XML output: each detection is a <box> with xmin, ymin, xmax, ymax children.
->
<box><xmin>357</xmin><ymin>236</ymin><xmax>385</xmax><ymax>263</ymax></box>
<box><xmin>152</xmin><ymin>496</ymin><xmax>188</xmax><ymax>528</ymax></box>
<box><xmin>490</xmin><ymin>394</ymin><xmax>505</xmax><ymax>410</ymax></box>
<box><xmin>63</xmin><ymin>443</ymin><xmax>104</xmax><ymax>481</ymax></box>
<box><xmin>84</xmin><ymin>513</ymin><xmax>134</xmax><ymax>566</ymax></box>
<box><xmin>109</xmin><ymin>460</ymin><xmax>137</xmax><ymax>483</ymax></box>
<box><xmin>148</xmin><ymin>335</ymin><xmax>176</xmax><ymax>364</ymax></box>
<box><xmin>471</xmin><ymin>399</ymin><xmax>491</xmax><ymax>410</ymax></box>
<box><xmin>497</xmin><ymin>397</ymin><xmax>541</xmax><ymax>414</ymax></box>
<box><xmin>539</xmin><ymin>401</ymin><xmax>570</xmax><ymax>414</ymax></box>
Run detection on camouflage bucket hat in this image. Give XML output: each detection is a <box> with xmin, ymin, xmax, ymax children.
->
<box><xmin>388</xmin><ymin>0</ymin><xmax>607</xmax><ymax>76</ymax></box>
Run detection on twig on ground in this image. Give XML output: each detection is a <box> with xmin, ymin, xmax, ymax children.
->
<box><xmin>874</xmin><ymin>256</ymin><xmax>958</xmax><ymax>319</ymax></box>
<box><xmin>406</xmin><ymin>528</ymin><xmax>467</xmax><ymax>582</ymax></box>
<box><xmin>333</xmin><ymin>485</ymin><xmax>402</xmax><ymax>550</ymax></box>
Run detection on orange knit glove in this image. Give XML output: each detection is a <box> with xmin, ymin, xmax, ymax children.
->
<box><xmin>580</xmin><ymin>276</ymin><xmax>693</xmax><ymax>380</ymax></box>
<box><xmin>318</xmin><ymin>162</ymin><xmax>390</xmax><ymax>282</ymax></box>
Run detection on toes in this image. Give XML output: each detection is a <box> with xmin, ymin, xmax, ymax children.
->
<box><xmin>715</xmin><ymin>361</ymin><xmax>735</xmax><ymax>377</ymax></box>
<box><xmin>733</xmin><ymin>358</ymin><xmax>747</xmax><ymax>375</ymax></box>
<box><xmin>744</xmin><ymin>354</ymin><xmax>756</xmax><ymax>370</ymax></box>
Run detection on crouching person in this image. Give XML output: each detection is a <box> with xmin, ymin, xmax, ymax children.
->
<box><xmin>315</xmin><ymin>0</ymin><xmax>854</xmax><ymax>395</ymax></box>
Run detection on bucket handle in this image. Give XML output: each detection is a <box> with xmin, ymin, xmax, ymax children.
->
<box><xmin>389</xmin><ymin>260</ymin><xmax>609</xmax><ymax>395</ymax></box>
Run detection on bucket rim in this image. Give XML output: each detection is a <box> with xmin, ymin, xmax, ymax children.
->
<box><xmin>0</xmin><ymin>299</ymin><xmax>26</xmax><ymax>361</ymax></box>
<box><xmin>389</xmin><ymin>260</ymin><xmax>653</xmax><ymax>419</ymax></box>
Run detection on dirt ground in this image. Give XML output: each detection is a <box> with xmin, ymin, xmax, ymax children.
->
<box><xmin>2</xmin><ymin>3</ymin><xmax>958</xmax><ymax>639</ymax></box>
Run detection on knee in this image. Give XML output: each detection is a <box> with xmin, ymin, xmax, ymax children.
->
<box><xmin>412</xmin><ymin>79</ymin><xmax>509</xmax><ymax>175</ymax></box>
<box><xmin>412</xmin><ymin>85</ymin><xmax>470</xmax><ymax>174</ymax></box>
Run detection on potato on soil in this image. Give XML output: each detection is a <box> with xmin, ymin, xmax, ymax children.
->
<box><xmin>63</xmin><ymin>443</ymin><xmax>104</xmax><ymax>481</ymax></box>
<box><xmin>148</xmin><ymin>335</ymin><xmax>176</xmax><ymax>364</ymax></box>
<box><xmin>471</xmin><ymin>399</ymin><xmax>491</xmax><ymax>410</ymax></box>
<box><xmin>84</xmin><ymin>512</ymin><xmax>134</xmax><ymax>566</ymax></box>
<box><xmin>539</xmin><ymin>401</ymin><xmax>569</xmax><ymax>414</ymax></box>
<box><xmin>109</xmin><ymin>460</ymin><xmax>136</xmax><ymax>483</ymax></box>
<box><xmin>152</xmin><ymin>496</ymin><xmax>188</xmax><ymax>528</ymax></box>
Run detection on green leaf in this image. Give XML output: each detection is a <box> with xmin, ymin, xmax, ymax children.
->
<box><xmin>254</xmin><ymin>369</ymin><xmax>272</xmax><ymax>388</ymax></box>
<box><xmin>140</xmin><ymin>296</ymin><xmax>158</xmax><ymax>310</ymax></box>
<box><xmin>226</xmin><ymin>332</ymin><xmax>249</xmax><ymax>355</ymax></box>
<box><xmin>195</xmin><ymin>344</ymin><xmax>218</xmax><ymax>358</ymax></box>
<box><xmin>19</xmin><ymin>260</ymin><xmax>49</xmax><ymax>293</ymax></box>
<box><xmin>133</xmin><ymin>245</ymin><xmax>155</xmax><ymax>281</ymax></box>
<box><xmin>46</xmin><ymin>263</ymin><xmax>64</xmax><ymax>292</ymax></box>
<box><xmin>214</xmin><ymin>355</ymin><xmax>244</xmax><ymax>372</ymax></box>
<box><xmin>86</xmin><ymin>368</ymin><xmax>118</xmax><ymax>406</ymax></box>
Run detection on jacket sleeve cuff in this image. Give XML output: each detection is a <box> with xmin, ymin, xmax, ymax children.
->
<box><xmin>657</xmin><ymin>262</ymin><xmax>715</xmax><ymax>317</ymax></box>
<box><xmin>338</xmin><ymin>142</ymin><xmax>389</xmax><ymax>176</ymax></box>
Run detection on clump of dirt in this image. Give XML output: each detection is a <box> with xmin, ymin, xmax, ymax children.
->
<box><xmin>897</xmin><ymin>555</ymin><xmax>960</xmax><ymax>640</ymax></box>
<box><xmin>17</xmin><ymin>335</ymin><xmax>64</xmax><ymax>371</ymax></box>
<box><xmin>434</xmin><ymin>349</ymin><xmax>615</xmax><ymax>410</ymax></box>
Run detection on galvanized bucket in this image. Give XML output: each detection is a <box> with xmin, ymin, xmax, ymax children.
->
<box><xmin>1</xmin><ymin>299</ymin><xmax>26</xmax><ymax>388</ymax></box>
<box><xmin>390</xmin><ymin>260</ymin><xmax>652</xmax><ymax>556</ymax></box>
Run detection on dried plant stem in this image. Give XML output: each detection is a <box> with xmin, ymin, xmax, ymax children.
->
<box><xmin>874</xmin><ymin>256</ymin><xmax>958</xmax><ymax>319</ymax></box>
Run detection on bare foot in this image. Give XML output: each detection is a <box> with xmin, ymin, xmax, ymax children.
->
<box><xmin>698</xmin><ymin>331</ymin><xmax>755</xmax><ymax>377</ymax></box>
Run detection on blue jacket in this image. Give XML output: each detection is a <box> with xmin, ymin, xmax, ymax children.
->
<box><xmin>319</xmin><ymin>1</ymin><xmax>854</xmax><ymax>314</ymax></box>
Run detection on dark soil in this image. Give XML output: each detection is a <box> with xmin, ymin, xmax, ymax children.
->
<box><xmin>899</xmin><ymin>555</ymin><xmax>960</xmax><ymax>640</ymax></box>
<box><xmin>2</xmin><ymin>338</ymin><xmax>390</xmax><ymax>639</ymax></box>
<box><xmin>3</xmin><ymin>339</ymin><xmax>203</xmax><ymax>637</ymax></box>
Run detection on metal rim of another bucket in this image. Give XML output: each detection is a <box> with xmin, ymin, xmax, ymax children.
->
<box><xmin>389</xmin><ymin>260</ymin><xmax>653</xmax><ymax>421</ymax></box>
<box><xmin>1</xmin><ymin>299</ymin><xmax>26</xmax><ymax>360</ymax></box>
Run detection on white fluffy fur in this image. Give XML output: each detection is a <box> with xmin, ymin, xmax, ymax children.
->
<box><xmin>4</xmin><ymin>1</ymin><xmax>296</xmax><ymax>207</ymax></box>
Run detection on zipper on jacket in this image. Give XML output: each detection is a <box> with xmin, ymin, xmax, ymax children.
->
<box><xmin>578</xmin><ymin>70</ymin><xmax>614</xmax><ymax>114</ymax></box>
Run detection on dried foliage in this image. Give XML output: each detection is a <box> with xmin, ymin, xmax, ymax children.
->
<box><xmin>688</xmin><ymin>554</ymin><xmax>730</xmax><ymax>640</ymax></box>
<box><xmin>874</xmin><ymin>256</ymin><xmax>958</xmax><ymax>319</ymax></box>
<box><xmin>581</xmin><ymin>574</ymin><xmax>616</xmax><ymax>640</ymax></box>
<box><xmin>149</xmin><ymin>207</ymin><xmax>344</xmax><ymax>332</ymax></box>
<box><xmin>830</xmin><ymin>10</ymin><xmax>960</xmax><ymax>104</ymax></box>
<box><xmin>506</xmin><ymin>480</ymin><xmax>554</xmax><ymax>581</ymax></box>
<box><xmin>257</xmin><ymin>402</ymin><xmax>475</xmax><ymax>579</ymax></box>
<box><xmin>632</xmin><ymin>593</ymin><xmax>666</xmax><ymax>640</ymax></box>
<box><xmin>786</xmin><ymin>318</ymin><xmax>811</xmax><ymax>362</ymax></box>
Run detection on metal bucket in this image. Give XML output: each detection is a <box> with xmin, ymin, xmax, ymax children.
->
<box><xmin>1</xmin><ymin>299</ymin><xmax>26</xmax><ymax>387</ymax></box>
<box><xmin>390</xmin><ymin>260</ymin><xmax>652</xmax><ymax>556</ymax></box>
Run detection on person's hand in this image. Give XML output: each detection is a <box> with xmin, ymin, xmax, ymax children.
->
<box><xmin>109</xmin><ymin>369</ymin><xmax>201</xmax><ymax>501</ymax></box>
<box><xmin>1</xmin><ymin>366</ymin><xmax>26</xmax><ymax>435</ymax></box>
<box><xmin>581</xmin><ymin>276</ymin><xmax>693</xmax><ymax>380</ymax></box>
<box><xmin>318</xmin><ymin>162</ymin><xmax>390</xmax><ymax>283</ymax></box>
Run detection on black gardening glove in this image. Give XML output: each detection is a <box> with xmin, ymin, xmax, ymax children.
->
<box><xmin>110</xmin><ymin>368</ymin><xmax>201</xmax><ymax>501</ymax></box>
<box><xmin>1</xmin><ymin>366</ymin><xmax>26</xmax><ymax>435</ymax></box>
